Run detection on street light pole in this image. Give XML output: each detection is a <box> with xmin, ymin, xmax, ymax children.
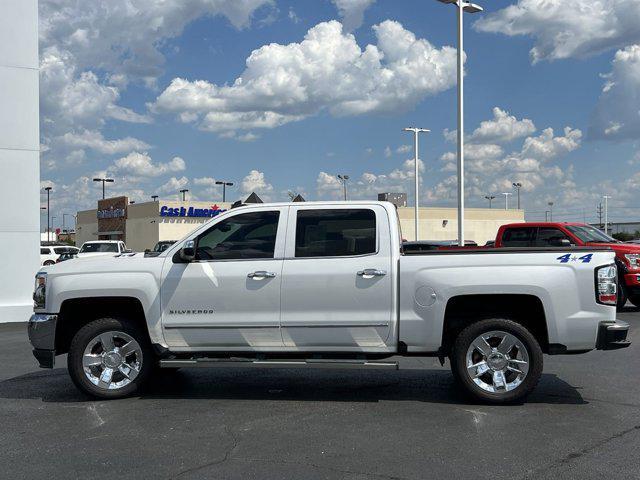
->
<box><xmin>484</xmin><ymin>195</ymin><xmax>495</xmax><ymax>208</ymax></box>
<box><xmin>502</xmin><ymin>192</ymin><xmax>512</xmax><ymax>210</ymax></box>
<box><xmin>44</xmin><ymin>186</ymin><xmax>52</xmax><ymax>242</ymax></box>
<box><xmin>403</xmin><ymin>127</ymin><xmax>430</xmax><ymax>241</ymax></box>
<box><xmin>93</xmin><ymin>177</ymin><xmax>114</xmax><ymax>199</ymax></box>
<box><xmin>151</xmin><ymin>195</ymin><xmax>159</xmax><ymax>202</ymax></box>
<box><xmin>603</xmin><ymin>195</ymin><xmax>611</xmax><ymax>235</ymax></box>
<box><xmin>215</xmin><ymin>181</ymin><xmax>234</xmax><ymax>202</ymax></box>
<box><xmin>436</xmin><ymin>0</ymin><xmax>483</xmax><ymax>246</ymax></box>
<box><xmin>180</xmin><ymin>189</ymin><xmax>189</xmax><ymax>202</ymax></box>
<box><xmin>512</xmin><ymin>182</ymin><xmax>522</xmax><ymax>209</ymax></box>
<box><xmin>337</xmin><ymin>175</ymin><xmax>350</xmax><ymax>201</ymax></box>
<box><xmin>548</xmin><ymin>202</ymin><xmax>554</xmax><ymax>221</ymax></box>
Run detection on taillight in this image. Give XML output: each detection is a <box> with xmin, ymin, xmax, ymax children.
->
<box><xmin>596</xmin><ymin>264</ymin><xmax>617</xmax><ymax>305</ymax></box>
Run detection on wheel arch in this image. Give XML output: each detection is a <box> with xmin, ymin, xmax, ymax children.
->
<box><xmin>441</xmin><ymin>294</ymin><xmax>549</xmax><ymax>355</ymax></box>
<box><xmin>55</xmin><ymin>297</ymin><xmax>150</xmax><ymax>355</ymax></box>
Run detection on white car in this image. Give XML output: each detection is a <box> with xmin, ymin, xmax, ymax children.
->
<box><xmin>40</xmin><ymin>245</ymin><xmax>79</xmax><ymax>266</ymax></box>
<box><xmin>77</xmin><ymin>240</ymin><xmax>129</xmax><ymax>258</ymax></box>
<box><xmin>29</xmin><ymin>201</ymin><xmax>630</xmax><ymax>403</ymax></box>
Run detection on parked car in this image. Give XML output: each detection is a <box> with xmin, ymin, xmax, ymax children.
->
<box><xmin>40</xmin><ymin>245</ymin><xmax>79</xmax><ymax>266</ymax></box>
<box><xmin>495</xmin><ymin>222</ymin><xmax>640</xmax><ymax>308</ymax></box>
<box><xmin>56</xmin><ymin>252</ymin><xmax>78</xmax><ymax>263</ymax></box>
<box><xmin>626</xmin><ymin>239</ymin><xmax>640</xmax><ymax>245</ymax></box>
<box><xmin>77</xmin><ymin>240</ymin><xmax>130</xmax><ymax>258</ymax></box>
<box><xmin>29</xmin><ymin>202</ymin><xmax>629</xmax><ymax>404</ymax></box>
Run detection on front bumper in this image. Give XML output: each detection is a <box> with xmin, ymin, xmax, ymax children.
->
<box><xmin>596</xmin><ymin>320</ymin><xmax>631</xmax><ymax>350</ymax></box>
<box><xmin>28</xmin><ymin>314</ymin><xmax>57</xmax><ymax>368</ymax></box>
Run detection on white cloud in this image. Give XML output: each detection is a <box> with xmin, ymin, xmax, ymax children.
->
<box><xmin>241</xmin><ymin>170</ymin><xmax>274</xmax><ymax>196</ymax></box>
<box><xmin>474</xmin><ymin>0</ymin><xmax>640</xmax><ymax>63</ymax></box>
<box><xmin>40</xmin><ymin>0</ymin><xmax>274</xmax><ymax>82</ymax></box>
<box><xmin>40</xmin><ymin>47</ymin><xmax>151</xmax><ymax>135</ymax></box>
<box><xmin>396</xmin><ymin>144</ymin><xmax>411</xmax><ymax>154</ymax></box>
<box><xmin>444</xmin><ymin>107</ymin><xmax>536</xmax><ymax>144</ymax></box>
<box><xmin>590</xmin><ymin>45</ymin><xmax>640</xmax><ymax>140</ymax></box>
<box><xmin>435</xmin><ymin>112</ymin><xmax>583</xmax><ymax>207</ymax></box>
<box><xmin>332</xmin><ymin>0</ymin><xmax>376</xmax><ymax>31</ymax></box>
<box><xmin>113</xmin><ymin>152</ymin><xmax>186</xmax><ymax>177</ymax></box>
<box><xmin>152</xmin><ymin>20</ymin><xmax>458</xmax><ymax>135</ymax></box>
<box><xmin>60</xmin><ymin>130</ymin><xmax>151</xmax><ymax>155</ymax></box>
<box><xmin>384</xmin><ymin>146</ymin><xmax>392</xmax><ymax>158</ymax></box>
<box><xmin>158</xmin><ymin>176</ymin><xmax>190</xmax><ymax>195</ymax></box>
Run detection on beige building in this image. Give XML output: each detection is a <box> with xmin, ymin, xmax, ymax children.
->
<box><xmin>77</xmin><ymin>196</ymin><xmax>524</xmax><ymax>251</ymax></box>
<box><xmin>397</xmin><ymin>206</ymin><xmax>524</xmax><ymax>244</ymax></box>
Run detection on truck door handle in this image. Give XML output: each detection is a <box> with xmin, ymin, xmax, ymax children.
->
<box><xmin>247</xmin><ymin>271</ymin><xmax>277</xmax><ymax>279</ymax></box>
<box><xmin>357</xmin><ymin>269</ymin><xmax>387</xmax><ymax>277</ymax></box>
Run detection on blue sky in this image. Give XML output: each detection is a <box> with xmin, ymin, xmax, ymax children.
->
<box><xmin>39</xmin><ymin>0</ymin><xmax>640</xmax><ymax>230</ymax></box>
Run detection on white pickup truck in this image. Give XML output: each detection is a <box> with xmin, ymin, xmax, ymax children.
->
<box><xmin>28</xmin><ymin>201</ymin><xmax>630</xmax><ymax>403</ymax></box>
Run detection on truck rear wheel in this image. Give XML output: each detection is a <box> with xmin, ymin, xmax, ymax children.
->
<box><xmin>67</xmin><ymin>317</ymin><xmax>154</xmax><ymax>399</ymax></box>
<box><xmin>450</xmin><ymin>319</ymin><xmax>543</xmax><ymax>404</ymax></box>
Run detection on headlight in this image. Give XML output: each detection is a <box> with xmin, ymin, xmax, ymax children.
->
<box><xmin>33</xmin><ymin>272</ymin><xmax>47</xmax><ymax>309</ymax></box>
<box><xmin>625</xmin><ymin>253</ymin><xmax>640</xmax><ymax>270</ymax></box>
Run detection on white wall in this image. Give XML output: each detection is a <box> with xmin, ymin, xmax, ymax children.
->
<box><xmin>0</xmin><ymin>0</ymin><xmax>39</xmax><ymax>322</ymax></box>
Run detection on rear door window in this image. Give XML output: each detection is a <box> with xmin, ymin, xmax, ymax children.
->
<box><xmin>501</xmin><ymin>227</ymin><xmax>536</xmax><ymax>247</ymax></box>
<box><xmin>295</xmin><ymin>209</ymin><xmax>376</xmax><ymax>257</ymax></box>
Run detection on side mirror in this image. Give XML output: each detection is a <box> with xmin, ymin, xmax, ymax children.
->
<box><xmin>551</xmin><ymin>238</ymin><xmax>571</xmax><ymax>247</ymax></box>
<box><xmin>179</xmin><ymin>240</ymin><xmax>196</xmax><ymax>262</ymax></box>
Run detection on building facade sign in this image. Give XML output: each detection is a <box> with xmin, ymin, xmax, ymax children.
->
<box><xmin>97</xmin><ymin>197</ymin><xmax>128</xmax><ymax>240</ymax></box>
<box><xmin>160</xmin><ymin>204</ymin><xmax>227</xmax><ymax>218</ymax></box>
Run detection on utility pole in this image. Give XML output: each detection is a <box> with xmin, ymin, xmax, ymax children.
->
<box><xmin>548</xmin><ymin>202</ymin><xmax>554</xmax><ymax>221</ymax></box>
<box><xmin>603</xmin><ymin>195</ymin><xmax>611</xmax><ymax>235</ymax></box>
<box><xmin>337</xmin><ymin>175</ymin><xmax>350</xmax><ymax>201</ymax></box>
<box><xmin>597</xmin><ymin>203</ymin><xmax>603</xmax><ymax>228</ymax></box>
<box><xmin>403</xmin><ymin>127</ymin><xmax>430</xmax><ymax>241</ymax></box>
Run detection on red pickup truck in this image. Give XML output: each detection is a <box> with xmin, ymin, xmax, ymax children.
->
<box><xmin>495</xmin><ymin>222</ymin><xmax>640</xmax><ymax>308</ymax></box>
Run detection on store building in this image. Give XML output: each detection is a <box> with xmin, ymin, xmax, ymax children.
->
<box><xmin>77</xmin><ymin>197</ymin><xmax>231</xmax><ymax>252</ymax></box>
<box><xmin>0</xmin><ymin>0</ymin><xmax>39</xmax><ymax>323</ymax></box>
<box><xmin>77</xmin><ymin>196</ymin><xmax>524</xmax><ymax>251</ymax></box>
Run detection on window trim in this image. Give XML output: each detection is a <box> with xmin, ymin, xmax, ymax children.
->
<box><xmin>289</xmin><ymin>206</ymin><xmax>380</xmax><ymax>259</ymax></box>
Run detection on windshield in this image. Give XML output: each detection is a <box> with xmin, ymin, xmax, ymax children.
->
<box><xmin>566</xmin><ymin>225</ymin><xmax>617</xmax><ymax>243</ymax></box>
<box><xmin>80</xmin><ymin>243</ymin><xmax>119</xmax><ymax>253</ymax></box>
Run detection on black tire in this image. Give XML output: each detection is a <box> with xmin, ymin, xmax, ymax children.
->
<box><xmin>617</xmin><ymin>278</ymin><xmax>628</xmax><ymax>310</ymax></box>
<box><xmin>43</xmin><ymin>260</ymin><xmax>55</xmax><ymax>266</ymax></box>
<box><xmin>67</xmin><ymin>317</ymin><xmax>155</xmax><ymax>399</ymax></box>
<box><xmin>629</xmin><ymin>295</ymin><xmax>640</xmax><ymax>309</ymax></box>
<box><xmin>450</xmin><ymin>318</ymin><xmax>543</xmax><ymax>404</ymax></box>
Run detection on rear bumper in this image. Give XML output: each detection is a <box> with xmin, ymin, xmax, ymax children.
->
<box><xmin>28</xmin><ymin>314</ymin><xmax>57</xmax><ymax>368</ymax></box>
<box><xmin>596</xmin><ymin>320</ymin><xmax>631</xmax><ymax>350</ymax></box>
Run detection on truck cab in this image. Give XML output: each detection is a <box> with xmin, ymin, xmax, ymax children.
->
<box><xmin>496</xmin><ymin>222</ymin><xmax>640</xmax><ymax>308</ymax></box>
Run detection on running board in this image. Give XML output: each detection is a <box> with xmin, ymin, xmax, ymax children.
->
<box><xmin>159</xmin><ymin>358</ymin><xmax>399</xmax><ymax>370</ymax></box>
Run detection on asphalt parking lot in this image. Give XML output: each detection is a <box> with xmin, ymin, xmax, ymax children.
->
<box><xmin>1</xmin><ymin>309</ymin><xmax>640</xmax><ymax>480</ymax></box>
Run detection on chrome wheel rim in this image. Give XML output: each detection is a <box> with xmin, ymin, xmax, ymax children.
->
<box><xmin>465</xmin><ymin>330</ymin><xmax>529</xmax><ymax>394</ymax></box>
<box><xmin>82</xmin><ymin>331</ymin><xmax>142</xmax><ymax>390</ymax></box>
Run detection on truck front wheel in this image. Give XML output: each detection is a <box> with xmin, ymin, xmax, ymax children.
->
<box><xmin>628</xmin><ymin>295</ymin><xmax>640</xmax><ymax>308</ymax></box>
<box><xmin>67</xmin><ymin>317</ymin><xmax>155</xmax><ymax>399</ymax></box>
<box><xmin>450</xmin><ymin>319</ymin><xmax>543</xmax><ymax>404</ymax></box>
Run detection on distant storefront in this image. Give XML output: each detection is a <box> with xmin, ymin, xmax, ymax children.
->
<box><xmin>76</xmin><ymin>197</ymin><xmax>231</xmax><ymax>251</ymax></box>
